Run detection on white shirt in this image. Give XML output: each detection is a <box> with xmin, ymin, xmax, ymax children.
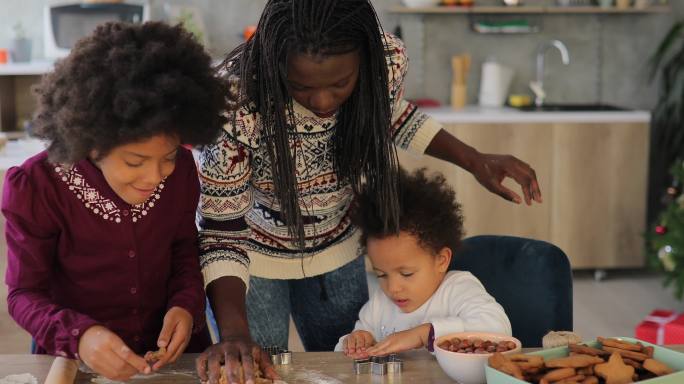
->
<box><xmin>334</xmin><ymin>271</ymin><xmax>512</xmax><ymax>351</ymax></box>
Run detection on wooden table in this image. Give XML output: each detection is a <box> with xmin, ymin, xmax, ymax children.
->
<box><xmin>2</xmin><ymin>346</ymin><xmax>684</xmax><ymax>383</ymax></box>
<box><xmin>7</xmin><ymin>350</ymin><xmax>449</xmax><ymax>384</ymax></box>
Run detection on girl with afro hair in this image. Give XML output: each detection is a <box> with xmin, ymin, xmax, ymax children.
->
<box><xmin>2</xmin><ymin>21</ymin><xmax>228</xmax><ymax>381</ymax></box>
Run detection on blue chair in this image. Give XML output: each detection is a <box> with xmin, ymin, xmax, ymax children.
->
<box><xmin>451</xmin><ymin>235</ymin><xmax>573</xmax><ymax>347</ymax></box>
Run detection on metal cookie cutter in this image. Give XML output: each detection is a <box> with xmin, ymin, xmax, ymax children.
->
<box><xmin>386</xmin><ymin>354</ymin><xmax>403</xmax><ymax>374</ymax></box>
<box><xmin>371</xmin><ymin>356</ymin><xmax>387</xmax><ymax>375</ymax></box>
<box><xmin>263</xmin><ymin>346</ymin><xmax>292</xmax><ymax>365</ymax></box>
<box><xmin>353</xmin><ymin>358</ymin><xmax>371</xmax><ymax>374</ymax></box>
<box><xmin>356</xmin><ymin>354</ymin><xmax>401</xmax><ymax>376</ymax></box>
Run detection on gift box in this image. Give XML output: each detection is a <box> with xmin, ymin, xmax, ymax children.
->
<box><xmin>635</xmin><ymin>309</ymin><xmax>684</xmax><ymax>345</ymax></box>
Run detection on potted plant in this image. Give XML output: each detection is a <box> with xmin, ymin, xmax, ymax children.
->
<box><xmin>11</xmin><ymin>22</ymin><xmax>31</xmax><ymax>63</ymax></box>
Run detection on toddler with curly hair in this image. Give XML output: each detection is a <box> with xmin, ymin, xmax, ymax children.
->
<box><xmin>2</xmin><ymin>21</ymin><xmax>227</xmax><ymax>380</ymax></box>
<box><xmin>335</xmin><ymin>168</ymin><xmax>511</xmax><ymax>358</ymax></box>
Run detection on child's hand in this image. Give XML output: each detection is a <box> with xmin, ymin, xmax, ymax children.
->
<box><xmin>152</xmin><ymin>306</ymin><xmax>193</xmax><ymax>371</ymax></box>
<box><xmin>343</xmin><ymin>330</ymin><xmax>376</xmax><ymax>358</ymax></box>
<box><xmin>78</xmin><ymin>325</ymin><xmax>151</xmax><ymax>381</ymax></box>
<box><xmin>365</xmin><ymin>324</ymin><xmax>431</xmax><ymax>356</ymax></box>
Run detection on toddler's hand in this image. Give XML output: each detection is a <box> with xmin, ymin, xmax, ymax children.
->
<box><xmin>343</xmin><ymin>330</ymin><xmax>376</xmax><ymax>358</ymax></box>
<box><xmin>366</xmin><ymin>324</ymin><xmax>431</xmax><ymax>356</ymax></box>
<box><xmin>151</xmin><ymin>306</ymin><xmax>193</xmax><ymax>371</ymax></box>
<box><xmin>78</xmin><ymin>325</ymin><xmax>151</xmax><ymax>381</ymax></box>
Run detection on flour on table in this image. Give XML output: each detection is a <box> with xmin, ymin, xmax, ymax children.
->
<box><xmin>0</xmin><ymin>374</ymin><xmax>38</xmax><ymax>384</ymax></box>
<box><xmin>89</xmin><ymin>370</ymin><xmax>196</xmax><ymax>383</ymax></box>
<box><xmin>291</xmin><ymin>370</ymin><xmax>343</xmax><ymax>384</ymax></box>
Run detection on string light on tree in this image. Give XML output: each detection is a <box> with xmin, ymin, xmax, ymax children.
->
<box><xmin>658</xmin><ymin>245</ymin><xmax>676</xmax><ymax>272</ymax></box>
<box><xmin>647</xmin><ymin>159</ymin><xmax>684</xmax><ymax>299</ymax></box>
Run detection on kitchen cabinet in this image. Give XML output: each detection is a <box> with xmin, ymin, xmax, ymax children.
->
<box><xmin>399</xmin><ymin>113</ymin><xmax>649</xmax><ymax>269</ymax></box>
<box><xmin>0</xmin><ymin>61</ymin><xmax>54</xmax><ymax>132</ymax></box>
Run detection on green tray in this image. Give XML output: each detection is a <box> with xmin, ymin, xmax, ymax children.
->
<box><xmin>485</xmin><ymin>337</ymin><xmax>684</xmax><ymax>384</ymax></box>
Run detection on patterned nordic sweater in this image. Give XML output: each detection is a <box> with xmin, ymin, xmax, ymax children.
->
<box><xmin>198</xmin><ymin>34</ymin><xmax>442</xmax><ymax>287</ymax></box>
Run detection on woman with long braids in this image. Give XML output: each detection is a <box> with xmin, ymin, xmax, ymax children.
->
<box><xmin>196</xmin><ymin>0</ymin><xmax>541</xmax><ymax>382</ymax></box>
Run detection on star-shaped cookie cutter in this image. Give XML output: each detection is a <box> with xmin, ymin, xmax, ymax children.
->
<box><xmin>263</xmin><ymin>346</ymin><xmax>292</xmax><ymax>365</ymax></box>
<box><xmin>353</xmin><ymin>354</ymin><xmax>403</xmax><ymax>375</ymax></box>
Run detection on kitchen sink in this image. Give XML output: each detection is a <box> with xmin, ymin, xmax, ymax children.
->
<box><xmin>516</xmin><ymin>103</ymin><xmax>629</xmax><ymax>112</ymax></box>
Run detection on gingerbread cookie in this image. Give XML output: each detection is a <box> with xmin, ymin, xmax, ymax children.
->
<box><xmin>508</xmin><ymin>354</ymin><xmax>545</xmax><ymax>371</ymax></box>
<box><xmin>601</xmin><ymin>346</ymin><xmax>649</xmax><ymax>362</ymax></box>
<box><xmin>546</xmin><ymin>354</ymin><xmax>603</xmax><ymax>368</ymax></box>
<box><xmin>598</xmin><ymin>337</ymin><xmax>643</xmax><ymax>352</ymax></box>
<box><xmin>594</xmin><ymin>352</ymin><xmax>635</xmax><ymax>384</ymax></box>
<box><xmin>541</xmin><ymin>367</ymin><xmax>576</xmax><ymax>382</ymax></box>
<box><xmin>553</xmin><ymin>374</ymin><xmax>586</xmax><ymax>384</ymax></box>
<box><xmin>643</xmin><ymin>358</ymin><xmax>674</xmax><ymax>376</ymax></box>
<box><xmin>577</xmin><ymin>366</ymin><xmax>594</xmax><ymax>376</ymax></box>
<box><xmin>489</xmin><ymin>352</ymin><xmax>524</xmax><ymax>380</ymax></box>
<box><xmin>568</xmin><ymin>343</ymin><xmax>610</xmax><ymax>357</ymax></box>
<box><xmin>643</xmin><ymin>345</ymin><xmax>655</xmax><ymax>358</ymax></box>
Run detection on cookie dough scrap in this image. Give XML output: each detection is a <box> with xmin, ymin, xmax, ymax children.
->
<box><xmin>144</xmin><ymin>347</ymin><xmax>166</xmax><ymax>363</ymax></box>
<box><xmin>218</xmin><ymin>364</ymin><xmax>275</xmax><ymax>384</ymax></box>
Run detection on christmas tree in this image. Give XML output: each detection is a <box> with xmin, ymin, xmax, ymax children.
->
<box><xmin>648</xmin><ymin>159</ymin><xmax>684</xmax><ymax>299</ymax></box>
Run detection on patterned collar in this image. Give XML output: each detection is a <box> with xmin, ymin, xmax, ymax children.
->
<box><xmin>53</xmin><ymin>164</ymin><xmax>165</xmax><ymax>223</ymax></box>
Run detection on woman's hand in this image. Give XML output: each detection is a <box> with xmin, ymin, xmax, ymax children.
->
<box><xmin>365</xmin><ymin>324</ymin><xmax>431</xmax><ymax>356</ymax></box>
<box><xmin>150</xmin><ymin>306</ymin><xmax>194</xmax><ymax>371</ymax></box>
<box><xmin>470</xmin><ymin>153</ymin><xmax>542</xmax><ymax>205</ymax></box>
<box><xmin>78</xmin><ymin>325</ymin><xmax>151</xmax><ymax>381</ymax></box>
<box><xmin>195</xmin><ymin>335</ymin><xmax>279</xmax><ymax>384</ymax></box>
<box><xmin>424</xmin><ymin>130</ymin><xmax>542</xmax><ymax>206</ymax></box>
<box><xmin>343</xmin><ymin>330</ymin><xmax>376</xmax><ymax>359</ymax></box>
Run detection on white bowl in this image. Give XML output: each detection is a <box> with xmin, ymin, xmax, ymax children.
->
<box><xmin>434</xmin><ymin>332</ymin><xmax>522</xmax><ymax>384</ymax></box>
<box><xmin>402</xmin><ymin>0</ymin><xmax>441</xmax><ymax>7</ymax></box>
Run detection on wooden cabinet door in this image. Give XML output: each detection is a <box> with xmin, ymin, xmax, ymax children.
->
<box><xmin>397</xmin><ymin>121</ymin><xmax>648</xmax><ymax>269</ymax></box>
<box><xmin>398</xmin><ymin>123</ymin><xmax>553</xmax><ymax>241</ymax></box>
<box><xmin>550</xmin><ymin>122</ymin><xmax>649</xmax><ymax>268</ymax></box>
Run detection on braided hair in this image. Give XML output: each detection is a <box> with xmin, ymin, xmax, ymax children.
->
<box><xmin>222</xmin><ymin>0</ymin><xmax>400</xmax><ymax>247</ymax></box>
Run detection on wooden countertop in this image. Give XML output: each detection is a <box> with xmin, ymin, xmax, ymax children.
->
<box><xmin>2</xmin><ymin>346</ymin><xmax>684</xmax><ymax>383</ymax></box>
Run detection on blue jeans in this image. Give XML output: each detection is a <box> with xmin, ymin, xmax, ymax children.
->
<box><xmin>245</xmin><ymin>256</ymin><xmax>368</xmax><ymax>351</ymax></box>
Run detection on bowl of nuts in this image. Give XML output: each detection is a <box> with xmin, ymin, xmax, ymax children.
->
<box><xmin>434</xmin><ymin>332</ymin><xmax>521</xmax><ymax>384</ymax></box>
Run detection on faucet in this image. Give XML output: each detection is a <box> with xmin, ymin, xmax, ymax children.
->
<box><xmin>532</xmin><ymin>40</ymin><xmax>570</xmax><ymax>107</ymax></box>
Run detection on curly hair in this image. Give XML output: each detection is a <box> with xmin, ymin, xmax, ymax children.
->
<box><xmin>33</xmin><ymin>21</ymin><xmax>228</xmax><ymax>163</ymax></box>
<box><xmin>355</xmin><ymin>168</ymin><xmax>465</xmax><ymax>256</ymax></box>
